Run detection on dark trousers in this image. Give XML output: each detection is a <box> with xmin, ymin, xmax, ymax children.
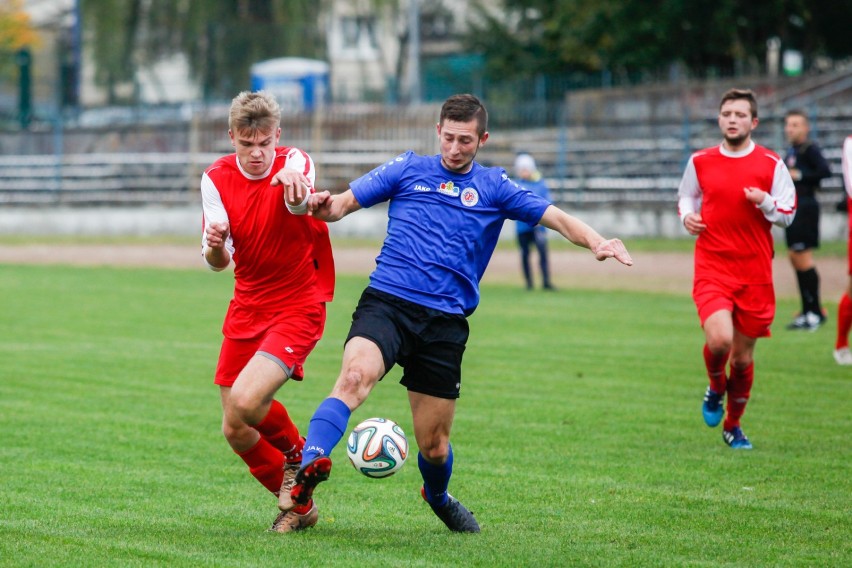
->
<box><xmin>518</xmin><ymin>229</ymin><xmax>551</xmax><ymax>289</ymax></box>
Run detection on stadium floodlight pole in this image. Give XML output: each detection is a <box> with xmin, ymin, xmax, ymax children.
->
<box><xmin>407</xmin><ymin>0</ymin><xmax>421</xmax><ymax>104</ymax></box>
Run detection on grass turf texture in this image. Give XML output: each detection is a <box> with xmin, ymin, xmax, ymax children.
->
<box><xmin>0</xmin><ymin>265</ymin><xmax>849</xmax><ymax>567</ymax></box>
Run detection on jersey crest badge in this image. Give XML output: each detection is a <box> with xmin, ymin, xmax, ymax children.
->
<box><xmin>461</xmin><ymin>187</ymin><xmax>479</xmax><ymax>207</ymax></box>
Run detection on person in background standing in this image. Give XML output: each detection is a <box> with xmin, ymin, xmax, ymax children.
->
<box><xmin>833</xmin><ymin>135</ymin><xmax>852</xmax><ymax>364</ymax></box>
<box><xmin>782</xmin><ymin>110</ymin><xmax>832</xmax><ymax>331</ymax></box>
<box><xmin>514</xmin><ymin>153</ymin><xmax>555</xmax><ymax>290</ymax></box>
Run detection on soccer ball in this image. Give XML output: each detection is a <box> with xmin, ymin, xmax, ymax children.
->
<box><xmin>346</xmin><ymin>417</ymin><xmax>409</xmax><ymax>478</ymax></box>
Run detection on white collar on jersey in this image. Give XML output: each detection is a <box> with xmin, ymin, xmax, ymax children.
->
<box><xmin>235</xmin><ymin>157</ymin><xmax>274</xmax><ymax>180</ymax></box>
<box><xmin>719</xmin><ymin>140</ymin><xmax>755</xmax><ymax>158</ymax></box>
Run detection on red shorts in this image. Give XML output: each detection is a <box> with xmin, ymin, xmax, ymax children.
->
<box><xmin>693</xmin><ymin>279</ymin><xmax>775</xmax><ymax>338</ymax></box>
<box><xmin>214</xmin><ymin>303</ymin><xmax>327</xmax><ymax>387</ymax></box>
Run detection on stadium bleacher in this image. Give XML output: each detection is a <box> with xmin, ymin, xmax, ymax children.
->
<box><xmin>2</xmin><ymin>75</ymin><xmax>851</xmax><ymax>209</ymax></box>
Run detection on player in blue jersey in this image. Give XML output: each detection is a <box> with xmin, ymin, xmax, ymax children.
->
<box><xmin>284</xmin><ymin>94</ymin><xmax>633</xmax><ymax>532</ymax></box>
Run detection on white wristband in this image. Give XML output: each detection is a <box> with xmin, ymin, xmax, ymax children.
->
<box><xmin>286</xmin><ymin>191</ymin><xmax>311</xmax><ymax>215</ymax></box>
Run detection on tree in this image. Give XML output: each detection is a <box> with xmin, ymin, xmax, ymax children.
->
<box><xmin>0</xmin><ymin>0</ymin><xmax>40</xmax><ymax>81</ymax></box>
<box><xmin>81</xmin><ymin>0</ymin><xmax>326</xmax><ymax>103</ymax></box>
<box><xmin>465</xmin><ymin>0</ymin><xmax>852</xmax><ymax>87</ymax></box>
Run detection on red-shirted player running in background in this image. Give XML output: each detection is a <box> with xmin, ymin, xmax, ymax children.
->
<box><xmin>678</xmin><ymin>88</ymin><xmax>796</xmax><ymax>450</ymax></box>
<box><xmin>201</xmin><ymin>91</ymin><xmax>334</xmax><ymax>532</ymax></box>
<box><xmin>833</xmin><ymin>135</ymin><xmax>852</xmax><ymax>365</ymax></box>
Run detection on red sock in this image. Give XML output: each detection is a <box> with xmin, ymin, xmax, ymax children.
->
<box><xmin>724</xmin><ymin>362</ymin><xmax>754</xmax><ymax>430</ymax></box>
<box><xmin>837</xmin><ymin>293</ymin><xmax>852</xmax><ymax>349</ymax></box>
<box><xmin>236</xmin><ymin>437</ymin><xmax>284</xmax><ymax>494</ymax></box>
<box><xmin>254</xmin><ymin>400</ymin><xmax>304</xmax><ymax>463</ymax></box>
<box><xmin>703</xmin><ymin>344</ymin><xmax>728</xmax><ymax>394</ymax></box>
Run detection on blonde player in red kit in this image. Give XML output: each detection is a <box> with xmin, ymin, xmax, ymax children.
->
<box><xmin>678</xmin><ymin>88</ymin><xmax>796</xmax><ymax>450</ymax></box>
<box><xmin>201</xmin><ymin>91</ymin><xmax>334</xmax><ymax>532</ymax></box>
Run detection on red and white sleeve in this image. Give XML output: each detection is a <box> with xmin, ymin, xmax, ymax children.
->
<box><xmin>842</xmin><ymin>136</ymin><xmax>852</xmax><ymax>199</ymax></box>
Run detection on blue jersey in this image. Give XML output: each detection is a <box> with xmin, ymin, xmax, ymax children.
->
<box><xmin>351</xmin><ymin>151</ymin><xmax>551</xmax><ymax>315</ymax></box>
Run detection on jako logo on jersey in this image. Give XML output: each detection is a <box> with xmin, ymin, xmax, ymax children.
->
<box><xmin>413</xmin><ymin>184</ymin><xmax>431</xmax><ymax>191</ymax></box>
<box><xmin>461</xmin><ymin>187</ymin><xmax>479</xmax><ymax>207</ymax></box>
<box><xmin>438</xmin><ymin>181</ymin><xmax>460</xmax><ymax>196</ymax></box>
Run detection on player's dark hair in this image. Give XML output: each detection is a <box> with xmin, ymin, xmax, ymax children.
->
<box><xmin>440</xmin><ymin>94</ymin><xmax>488</xmax><ymax>137</ymax></box>
<box><xmin>719</xmin><ymin>88</ymin><xmax>758</xmax><ymax>119</ymax></box>
<box><xmin>229</xmin><ymin>90</ymin><xmax>281</xmax><ymax>136</ymax></box>
<box><xmin>785</xmin><ymin>108</ymin><xmax>809</xmax><ymax>122</ymax></box>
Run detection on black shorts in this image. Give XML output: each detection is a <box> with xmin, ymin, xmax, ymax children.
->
<box><xmin>346</xmin><ymin>287</ymin><xmax>469</xmax><ymax>399</ymax></box>
<box><xmin>785</xmin><ymin>197</ymin><xmax>820</xmax><ymax>251</ymax></box>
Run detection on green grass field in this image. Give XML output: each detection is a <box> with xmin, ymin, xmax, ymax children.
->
<box><xmin>1</xmin><ymin>264</ymin><xmax>849</xmax><ymax>567</ymax></box>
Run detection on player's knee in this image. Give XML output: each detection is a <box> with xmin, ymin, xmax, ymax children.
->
<box><xmin>706</xmin><ymin>336</ymin><xmax>732</xmax><ymax>355</ymax></box>
<box><xmin>221</xmin><ymin>419</ymin><xmax>252</xmax><ymax>447</ymax></box>
<box><xmin>334</xmin><ymin>366</ymin><xmax>375</xmax><ymax>400</ymax></box>
<box><xmin>227</xmin><ymin>390</ymin><xmax>262</xmax><ymax>425</ymax></box>
<box><xmin>729</xmin><ymin>356</ymin><xmax>753</xmax><ymax>371</ymax></box>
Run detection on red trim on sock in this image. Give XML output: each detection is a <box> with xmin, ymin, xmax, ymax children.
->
<box><xmin>837</xmin><ymin>293</ymin><xmax>852</xmax><ymax>349</ymax></box>
<box><xmin>724</xmin><ymin>362</ymin><xmax>754</xmax><ymax>430</ymax></box>
<box><xmin>236</xmin><ymin>437</ymin><xmax>284</xmax><ymax>494</ymax></box>
<box><xmin>254</xmin><ymin>400</ymin><xmax>304</xmax><ymax>462</ymax></box>
<box><xmin>703</xmin><ymin>344</ymin><xmax>728</xmax><ymax>394</ymax></box>
<box><xmin>292</xmin><ymin>500</ymin><xmax>313</xmax><ymax>515</ymax></box>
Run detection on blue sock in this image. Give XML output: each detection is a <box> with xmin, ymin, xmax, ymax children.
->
<box><xmin>419</xmin><ymin>444</ymin><xmax>453</xmax><ymax>507</ymax></box>
<box><xmin>301</xmin><ymin>397</ymin><xmax>351</xmax><ymax>464</ymax></box>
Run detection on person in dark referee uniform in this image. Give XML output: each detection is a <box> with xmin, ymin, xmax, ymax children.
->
<box><xmin>782</xmin><ymin>109</ymin><xmax>832</xmax><ymax>331</ymax></box>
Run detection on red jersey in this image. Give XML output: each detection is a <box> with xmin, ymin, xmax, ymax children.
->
<box><xmin>678</xmin><ymin>141</ymin><xmax>796</xmax><ymax>285</ymax></box>
<box><xmin>843</xmin><ymin>136</ymin><xmax>852</xmax><ymax>199</ymax></box>
<box><xmin>201</xmin><ymin>146</ymin><xmax>334</xmax><ymax>339</ymax></box>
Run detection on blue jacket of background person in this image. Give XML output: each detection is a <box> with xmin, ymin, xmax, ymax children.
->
<box><xmin>516</xmin><ymin>175</ymin><xmax>551</xmax><ymax>235</ymax></box>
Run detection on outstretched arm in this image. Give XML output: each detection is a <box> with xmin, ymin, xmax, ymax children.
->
<box><xmin>538</xmin><ymin>205</ymin><xmax>633</xmax><ymax>265</ymax></box>
<box><xmin>307</xmin><ymin>188</ymin><xmax>362</xmax><ymax>222</ymax></box>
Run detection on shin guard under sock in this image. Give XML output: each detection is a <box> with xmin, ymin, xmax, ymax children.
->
<box><xmin>419</xmin><ymin>445</ymin><xmax>454</xmax><ymax>507</ymax></box>
<box><xmin>703</xmin><ymin>344</ymin><xmax>728</xmax><ymax>395</ymax></box>
<box><xmin>254</xmin><ymin>399</ymin><xmax>304</xmax><ymax>462</ymax></box>
<box><xmin>797</xmin><ymin>268</ymin><xmax>822</xmax><ymax>315</ymax></box>
<box><xmin>236</xmin><ymin>437</ymin><xmax>284</xmax><ymax>494</ymax></box>
<box><xmin>724</xmin><ymin>362</ymin><xmax>754</xmax><ymax>430</ymax></box>
<box><xmin>837</xmin><ymin>293</ymin><xmax>852</xmax><ymax>349</ymax></box>
<box><xmin>301</xmin><ymin>397</ymin><xmax>351</xmax><ymax>464</ymax></box>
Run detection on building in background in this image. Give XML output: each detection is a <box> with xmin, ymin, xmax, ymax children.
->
<box><xmin>15</xmin><ymin>0</ymin><xmax>496</xmax><ymax>109</ymax></box>
<box><xmin>325</xmin><ymin>0</ymin><xmax>494</xmax><ymax>103</ymax></box>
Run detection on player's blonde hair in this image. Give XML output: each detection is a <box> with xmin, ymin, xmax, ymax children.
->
<box><xmin>228</xmin><ymin>91</ymin><xmax>281</xmax><ymax>136</ymax></box>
